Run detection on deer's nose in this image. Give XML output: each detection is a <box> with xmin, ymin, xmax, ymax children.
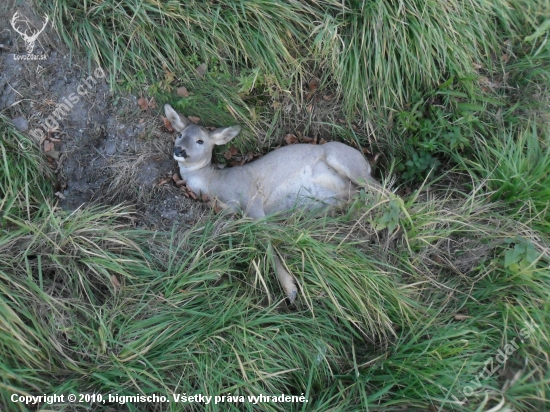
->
<box><xmin>174</xmin><ymin>147</ymin><xmax>187</xmax><ymax>158</ymax></box>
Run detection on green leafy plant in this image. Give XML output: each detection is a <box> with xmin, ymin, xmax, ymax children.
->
<box><xmin>398</xmin><ymin>150</ymin><xmax>441</xmax><ymax>182</ymax></box>
<box><xmin>374</xmin><ymin>197</ymin><xmax>405</xmax><ymax>234</ymax></box>
<box><xmin>504</xmin><ymin>237</ymin><xmax>540</xmax><ymax>272</ymax></box>
<box><xmin>395</xmin><ymin>77</ymin><xmax>502</xmax><ymax>182</ymax></box>
<box><xmin>237</xmin><ymin>67</ymin><xmax>265</xmax><ymax>95</ymax></box>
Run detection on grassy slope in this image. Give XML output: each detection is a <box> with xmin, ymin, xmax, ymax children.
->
<box><xmin>1</xmin><ymin>0</ymin><xmax>550</xmax><ymax>411</ymax></box>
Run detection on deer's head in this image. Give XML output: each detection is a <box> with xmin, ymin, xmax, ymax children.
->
<box><xmin>165</xmin><ymin>104</ymin><xmax>241</xmax><ymax>170</ymax></box>
<box><xmin>10</xmin><ymin>11</ymin><xmax>49</xmax><ymax>54</ymax></box>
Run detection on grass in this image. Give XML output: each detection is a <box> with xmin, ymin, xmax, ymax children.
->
<box><xmin>1</xmin><ymin>0</ymin><xmax>550</xmax><ymax>410</ymax></box>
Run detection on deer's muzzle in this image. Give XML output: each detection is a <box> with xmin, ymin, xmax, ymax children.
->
<box><xmin>174</xmin><ymin>147</ymin><xmax>187</xmax><ymax>158</ymax></box>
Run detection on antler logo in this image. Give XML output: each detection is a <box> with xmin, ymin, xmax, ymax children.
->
<box><xmin>10</xmin><ymin>11</ymin><xmax>49</xmax><ymax>54</ymax></box>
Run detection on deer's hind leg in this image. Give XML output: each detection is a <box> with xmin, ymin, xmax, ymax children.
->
<box><xmin>324</xmin><ymin>145</ymin><xmax>383</xmax><ymax>191</ymax></box>
<box><xmin>267</xmin><ymin>243</ymin><xmax>297</xmax><ymax>303</ymax></box>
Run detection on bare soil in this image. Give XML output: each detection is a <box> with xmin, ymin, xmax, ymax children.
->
<box><xmin>1</xmin><ymin>0</ymin><xmax>207</xmax><ymax>229</ymax></box>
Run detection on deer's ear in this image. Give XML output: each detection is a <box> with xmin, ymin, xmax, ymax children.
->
<box><xmin>210</xmin><ymin>126</ymin><xmax>241</xmax><ymax>145</ymax></box>
<box><xmin>164</xmin><ymin>104</ymin><xmax>189</xmax><ymax>132</ymax></box>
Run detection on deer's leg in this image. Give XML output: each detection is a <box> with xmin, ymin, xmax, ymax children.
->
<box><xmin>247</xmin><ymin>200</ymin><xmax>298</xmax><ymax>302</ymax></box>
<box><xmin>272</xmin><ymin>253</ymin><xmax>298</xmax><ymax>303</ymax></box>
<box><xmin>325</xmin><ymin>151</ymin><xmax>387</xmax><ymax>195</ymax></box>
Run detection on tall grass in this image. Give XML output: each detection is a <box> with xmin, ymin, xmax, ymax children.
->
<box><xmin>462</xmin><ymin>122</ymin><xmax>550</xmax><ymax>222</ymax></box>
<box><xmin>2</xmin><ymin>153</ymin><xmax>549</xmax><ymax>410</ymax></box>
<box><xmin>0</xmin><ymin>116</ymin><xmax>51</xmax><ymax>219</ymax></box>
<box><xmin>48</xmin><ymin>0</ymin><xmax>508</xmax><ymax>119</ymax></box>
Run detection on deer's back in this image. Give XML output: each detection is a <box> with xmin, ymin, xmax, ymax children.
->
<box><xmin>244</xmin><ymin>142</ymin><xmax>364</xmax><ymax>214</ymax></box>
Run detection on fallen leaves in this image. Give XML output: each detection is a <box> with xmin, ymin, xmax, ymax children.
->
<box><xmin>157</xmin><ymin>176</ymin><xmax>172</xmax><ymax>186</ymax></box>
<box><xmin>223</xmin><ymin>146</ymin><xmax>238</xmax><ymax>159</ymax></box>
<box><xmin>162</xmin><ymin>116</ymin><xmax>174</xmax><ymax>132</ymax></box>
<box><xmin>165</xmin><ymin>172</ymin><xmax>201</xmax><ymax>200</ymax></box>
<box><xmin>284</xmin><ymin>134</ymin><xmax>298</xmax><ymax>145</ymax></box>
<box><xmin>222</xmin><ymin>146</ymin><xmax>262</xmax><ymax>167</ymax></box>
<box><xmin>284</xmin><ymin>131</ymin><xmax>327</xmax><ymax>145</ymax></box>
<box><xmin>305</xmin><ymin>78</ymin><xmax>319</xmax><ymax>100</ymax></box>
<box><xmin>172</xmin><ymin>173</ymin><xmax>186</xmax><ymax>187</ymax></box>
<box><xmin>188</xmin><ymin>116</ymin><xmax>200</xmax><ymax>124</ymax></box>
<box><xmin>138</xmin><ymin>96</ymin><xmax>156</xmax><ymax>110</ymax></box>
<box><xmin>177</xmin><ymin>86</ymin><xmax>189</xmax><ymax>97</ymax></box>
<box><xmin>110</xmin><ymin>275</ymin><xmax>122</xmax><ymax>291</ymax></box>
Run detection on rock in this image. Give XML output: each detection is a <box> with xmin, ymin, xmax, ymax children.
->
<box><xmin>160</xmin><ymin>209</ymin><xmax>178</xmax><ymax>220</ymax></box>
<box><xmin>11</xmin><ymin>116</ymin><xmax>28</xmax><ymax>131</ymax></box>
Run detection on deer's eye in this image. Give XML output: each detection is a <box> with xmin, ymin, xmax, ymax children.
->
<box><xmin>197</xmin><ymin>140</ymin><xmax>204</xmax><ymax>145</ymax></box>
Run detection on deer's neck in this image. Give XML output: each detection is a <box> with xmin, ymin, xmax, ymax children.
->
<box><xmin>179</xmin><ymin>163</ymin><xmax>217</xmax><ymax>197</ymax></box>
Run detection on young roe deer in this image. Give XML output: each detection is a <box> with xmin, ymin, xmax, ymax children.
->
<box><xmin>165</xmin><ymin>104</ymin><xmax>383</xmax><ymax>303</ymax></box>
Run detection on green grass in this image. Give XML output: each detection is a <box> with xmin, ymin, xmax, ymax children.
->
<box><xmin>2</xmin><ymin>0</ymin><xmax>550</xmax><ymax>410</ymax></box>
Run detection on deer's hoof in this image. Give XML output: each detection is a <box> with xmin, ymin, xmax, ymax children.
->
<box><xmin>287</xmin><ymin>289</ymin><xmax>298</xmax><ymax>304</ymax></box>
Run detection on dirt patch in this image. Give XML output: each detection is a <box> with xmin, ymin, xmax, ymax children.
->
<box><xmin>0</xmin><ymin>0</ymin><xmax>207</xmax><ymax>229</ymax></box>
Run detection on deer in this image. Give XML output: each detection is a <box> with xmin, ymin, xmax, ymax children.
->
<box><xmin>165</xmin><ymin>104</ymin><xmax>384</xmax><ymax>303</ymax></box>
<box><xmin>10</xmin><ymin>11</ymin><xmax>49</xmax><ymax>54</ymax></box>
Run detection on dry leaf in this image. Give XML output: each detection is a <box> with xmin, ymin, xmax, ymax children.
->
<box><xmin>196</xmin><ymin>63</ymin><xmax>207</xmax><ymax>78</ymax></box>
<box><xmin>137</xmin><ymin>97</ymin><xmax>149</xmax><ymax>110</ymax></box>
<box><xmin>501</xmin><ymin>54</ymin><xmax>509</xmax><ymax>63</ymax></box>
<box><xmin>306</xmin><ymin>104</ymin><xmax>313</xmax><ymax>113</ymax></box>
<box><xmin>301</xmin><ymin>136</ymin><xmax>314</xmax><ymax>143</ymax></box>
<box><xmin>139</xmin><ymin>118</ymin><xmax>145</xmax><ymax>124</ymax></box>
<box><xmin>224</xmin><ymin>151</ymin><xmax>233</xmax><ymax>160</ymax></box>
<box><xmin>188</xmin><ymin>116</ymin><xmax>200</xmax><ymax>124</ymax></box>
<box><xmin>201</xmin><ymin>193</ymin><xmax>209</xmax><ymax>202</ymax></box>
<box><xmin>172</xmin><ymin>173</ymin><xmax>186</xmax><ymax>187</ymax></box>
<box><xmin>323</xmin><ymin>94</ymin><xmax>335</xmax><ymax>101</ymax></box>
<box><xmin>46</xmin><ymin>150</ymin><xmax>60</xmax><ymax>159</ymax></box>
<box><xmin>158</xmin><ymin>176</ymin><xmax>171</xmax><ymax>186</ymax></box>
<box><xmin>163</xmin><ymin>116</ymin><xmax>174</xmax><ymax>132</ymax></box>
<box><xmin>43</xmin><ymin>140</ymin><xmax>54</xmax><ymax>152</ymax></box>
<box><xmin>177</xmin><ymin>86</ymin><xmax>189</xmax><ymax>97</ymax></box>
<box><xmin>54</xmin><ymin>191</ymin><xmax>66</xmax><ymax>200</ymax></box>
<box><xmin>229</xmin><ymin>146</ymin><xmax>238</xmax><ymax>156</ymax></box>
<box><xmin>111</xmin><ymin>275</ymin><xmax>121</xmax><ymax>290</ymax></box>
<box><xmin>187</xmin><ymin>185</ymin><xmax>197</xmax><ymax>199</ymax></box>
<box><xmin>284</xmin><ymin>134</ymin><xmax>298</xmax><ymax>145</ymax></box>
<box><xmin>138</xmin><ymin>97</ymin><xmax>155</xmax><ymax>110</ymax></box>
<box><xmin>308</xmin><ymin>78</ymin><xmax>319</xmax><ymax>92</ymax></box>
<box><xmin>319</xmin><ymin>138</ymin><xmax>327</xmax><ymax>145</ymax></box>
